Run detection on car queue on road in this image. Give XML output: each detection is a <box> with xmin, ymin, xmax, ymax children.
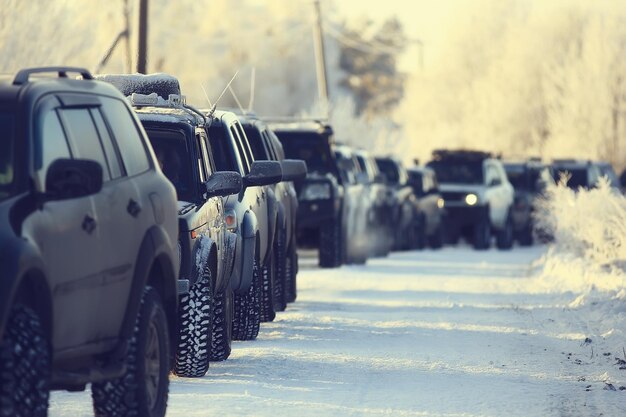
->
<box><xmin>0</xmin><ymin>67</ymin><xmax>620</xmax><ymax>417</ymax></box>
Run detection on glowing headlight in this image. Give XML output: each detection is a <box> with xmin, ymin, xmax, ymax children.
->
<box><xmin>300</xmin><ymin>183</ymin><xmax>332</xmax><ymax>201</ymax></box>
<box><xmin>465</xmin><ymin>193</ymin><xmax>478</xmax><ymax>206</ymax></box>
<box><xmin>224</xmin><ymin>209</ymin><xmax>238</xmax><ymax>232</ymax></box>
<box><xmin>437</xmin><ymin>198</ymin><xmax>445</xmax><ymax>209</ymax></box>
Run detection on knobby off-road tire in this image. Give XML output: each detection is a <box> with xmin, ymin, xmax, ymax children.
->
<box><xmin>232</xmin><ymin>258</ymin><xmax>262</xmax><ymax>341</ymax></box>
<box><xmin>209</xmin><ymin>288</ymin><xmax>233</xmax><ymax>361</ymax></box>
<box><xmin>415</xmin><ymin>215</ymin><xmax>427</xmax><ymax>250</ymax></box>
<box><xmin>92</xmin><ymin>287</ymin><xmax>170</xmax><ymax>417</ymax></box>
<box><xmin>473</xmin><ymin>219</ymin><xmax>491</xmax><ymax>250</ymax></box>
<box><xmin>319</xmin><ymin>219</ymin><xmax>342</xmax><ymax>268</ymax></box>
<box><xmin>284</xmin><ymin>243</ymin><xmax>298</xmax><ymax>304</ymax></box>
<box><xmin>496</xmin><ymin>214</ymin><xmax>514</xmax><ymax>250</ymax></box>
<box><xmin>173</xmin><ymin>265</ymin><xmax>214</xmax><ymax>377</ymax></box>
<box><xmin>260</xmin><ymin>249</ymin><xmax>277</xmax><ymax>323</ymax></box>
<box><xmin>429</xmin><ymin>222</ymin><xmax>444</xmax><ymax>249</ymax></box>
<box><xmin>273</xmin><ymin>230</ymin><xmax>287</xmax><ymax>312</ymax></box>
<box><xmin>0</xmin><ymin>304</ymin><xmax>49</xmax><ymax>417</ymax></box>
<box><xmin>518</xmin><ymin>224</ymin><xmax>534</xmax><ymax>246</ymax></box>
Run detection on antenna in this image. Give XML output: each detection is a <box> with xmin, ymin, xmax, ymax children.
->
<box><xmin>200</xmin><ymin>84</ymin><xmax>213</xmax><ymax>108</ymax></box>
<box><xmin>247</xmin><ymin>67</ymin><xmax>256</xmax><ymax>112</ymax></box>
<box><xmin>214</xmin><ymin>70</ymin><xmax>239</xmax><ymax>108</ymax></box>
<box><xmin>228</xmin><ymin>85</ymin><xmax>246</xmax><ymax>115</ymax></box>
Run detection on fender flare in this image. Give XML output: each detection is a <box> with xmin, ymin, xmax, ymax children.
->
<box><xmin>190</xmin><ymin>235</ymin><xmax>217</xmax><ymax>288</ymax></box>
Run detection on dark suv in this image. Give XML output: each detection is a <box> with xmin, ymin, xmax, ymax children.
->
<box><xmin>270</xmin><ymin>121</ymin><xmax>346</xmax><ymax>268</ymax></box>
<box><xmin>127</xmin><ymin>92</ymin><xmax>243</xmax><ymax>375</ymax></box>
<box><xmin>239</xmin><ymin>116</ymin><xmax>307</xmax><ymax>308</ymax></box>
<box><xmin>205</xmin><ymin>110</ymin><xmax>282</xmax><ymax>338</ymax></box>
<box><xmin>0</xmin><ymin>67</ymin><xmax>179</xmax><ymax>416</ymax></box>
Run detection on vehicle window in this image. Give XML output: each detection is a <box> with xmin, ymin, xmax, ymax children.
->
<box><xmin>243</xmin><ymin>125</ymin><xmax>268</xmax><ymax>161</ymax></box>
<box><xmin>408</xmin><ymin>171</ymin><xmax>424</xmax><ymax>194</ymax></box>
<box><xmin>100</xmin><ymin>97</ymin><xmax>150</xmax><ymax>176</ymax></box>
<box><xmin>36</xmin><ymin>109</ymin><xmax>72</xmax><ymax>189</ymax></box>
<box><xmin>275</xmin><ymin>131</ymin><xmax>338</xmax><ymax>177</ymax></box>
<box><xmin>269</xmin><ymin>132</ymin><xmax>285</xmax><ymax>160</ymax></box>
<box><xmin>0</xmin><ymin>112</ymin><xmax>15</xmax><ymax>200</ymax></box>
<box><xmin>335</xmin><ymin>151</ymin><xmax>357</xmax><ymax>185</ymax></box>
<box><xmin>198</xmin><ymin>133</ymin><xmax>214</xmax><ymax>177</ymax></box>
<box><xmin>262</xmin><ymin>131</ymin><xmax>278</xmax><ymax>160</ymax></box>
<box><xmin>208</xmin><ymin>124</ymin><xmax>240</xmax><ymax>173</ymax></box>
<box><xmin>376</xmin><ymin>159</ymin><xmax>400</xmax><ymax>185</ymax></box>
<box><xmin>505</xmin><ymin>165</ymin><xmax>528</xmax><ymax>189</ymax></box>
<box><xmin>552</xmin><ymin>167</ymin><xmax>588</xmax><ymax>189</ymax></box>
<box><xmin>91</xmin><ymin>108</ymin><xmax>123</xmax><ymax>179</ymax></box>
<box><xmin>235</xmin><ymin>122</ymin><xmax>254</xmax><ymax>165</ymax></box>
<box><xmin>484</xmin><ymin>164</ymin><xmax>499</xmax><ymax>186</ymax></box>
<box><xmin>145</xmin><ymin>128</ymin><xmax>194</xmax><ymax>202</ymax></box>
<box><xmin>60</xmin><ymin>108</ymin><xmax>110</xmax><ymax>181</ymax></box>
<box><xmin>427</xmin><ymin>160</ymin><xmax>484</xmax><ymax>185</ymax></box>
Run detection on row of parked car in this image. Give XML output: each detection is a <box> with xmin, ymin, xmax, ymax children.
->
<box><xmin>0</xmin><ymin>68</ymin><xmax>310</xmax><ymax>417</ymax></box>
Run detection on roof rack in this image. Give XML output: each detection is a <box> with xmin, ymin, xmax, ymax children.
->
<box><xmin>431</xmin><ymin>149</ymin><xmax>492</xmax><ymax>161</ymax></box>
<box><xmin>13</xmin><ymin>66</ymin><xmax>93</xmax><ymax>85</ymax></box>
<box><xmin>94</xmin><ymin>73</ymin><xmax>180</xmax><ymax>99</ymax></box>
<box><xmin>129</xmin><ymin>92</ymin><xmax>206</xmax><ymax>125</ymax></box>
<box><xmin>262</xmin><ymin>116</ymin><xmax>328</xmax><ymax>124</ymax></box>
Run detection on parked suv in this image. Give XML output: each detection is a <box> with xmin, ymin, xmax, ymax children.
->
<box><xmin>503</xmin><ymin>160</ymin><xmax>551</xmax><ymax>245</ymax></box>
<box><xmin>125</xmin><ymin>91</ymin><xmax>243</xmax><ymax>375</ymax></box>
<box><xmin>205</xmin><ymin>109</ymin><xmax>282</xmax><ymax>337</ymax></box>
<box><xmin>239</xmin><ymin>115</ymin><xmax>307</xmax><ymax>308</ymax></box>
<box><xmin>552</xmin><ymin>159</ymin><xmax>619</xmax><ymax>190</ymax></box>
<box><xmin>427</xmin><ymin>150</ymin><xmax>514</xmax><ymax>250</ymax></box>
<box><xmin>406</xmin><ymin>166</ymin><xmax>446</xmax><ymax>248</ymax></box>
<box><xmin>0</xmin><ymin>67</ymin><xmax>179</xmax><ymax>416</ymax></box>
<box><xmin>270</xmin><ymin>120</ymin><xmax>346</xmax><ymax>268</ymax></box>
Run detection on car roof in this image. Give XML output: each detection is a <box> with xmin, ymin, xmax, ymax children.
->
<box><xmin>135</xmin><ymin>106</ymin><xmax>200</xmax><ymax>126</ymax></box>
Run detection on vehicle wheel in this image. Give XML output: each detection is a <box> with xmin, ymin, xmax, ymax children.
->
<box><xmin>429</xmin><ymin>222</ymin><xmax>444</xmax><ymax>249</ymax></box>
<box><xmin>319</xmin><ymin>219</ymin><xmax>342</xmax><ymax>268</ymax></box>
<box><xmin>518</xmin><ymin>225</ymin><xmax>534</xmax><ymax>246</ymax></box>
<box><xmin>172</xmin><ymin>265</ymin><xmax>213</xmax><ymax>377</ymax></box>
<box><xmin>473</xmin><ymin>219</ymin><xmax>491</xmax><ymax>250</ymax></box>
<box><xmin>92</xmin><ymin>287</ymin><xmax>170</xmax><ymax>417</ymax></box>
<box><xmin>415</xmin><ymin>215</ymin><xmax>427</xmax><ymax>250</ymax></box>
<box><xmin>209</xmin><ymin>288</ymin><xmax>233</xmax><ymax>362</ymax></box>
<box><xmin>260</xmin><ymin>249</ymin><xmax>276</xmax><ymax>323</ymax></box>
<box><xmin>0</xmin><ymin>304</ymin><xmax>50</xmax><ymax>417</ymax></box>
<box><xmin>273</xmin><ymin>230</ymin><xmax>287</xmax><ymax>312</ymax></box>
<box><xmin>496</xmin><ymin>215</ymin><xmax>514</xmax><ymax>250</ymax></box>
<box><xmin>284</xmin><ymin>244</ymin><xmax>298</xmax><ymax>303</ymax></box>
<box><xmin>232</xmin><ymin>257</ymin><xmax>261</xmax><ymax>341</ymax></box>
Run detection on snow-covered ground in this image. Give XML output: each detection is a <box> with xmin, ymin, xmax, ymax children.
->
<box><xmin>50</xmin><ymin>245</ymin><xmax>626</xmax><ymax>416</ymax></box>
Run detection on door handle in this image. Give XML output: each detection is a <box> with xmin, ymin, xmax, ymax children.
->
<box><xmin>127</xmin><ymin>199</ymin><xmax>142</xmax><ymax>218</ymax></box>
<box><xmin>82</xmin><ymin>215</ymin><xmax>97</xmax><ymax>234</ymax></box>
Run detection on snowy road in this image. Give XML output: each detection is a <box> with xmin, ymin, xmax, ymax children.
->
<box><xmin>50</xmin><ymin>246</ymin><xmax>626</xmax><ymax>416</ymax></box>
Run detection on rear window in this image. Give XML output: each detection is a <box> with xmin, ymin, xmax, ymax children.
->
<box><xmin>0</xmin><ymin>111</ymin><xmax>15</xmax><ymax>200</ymax></box>
<box><xmin>428</xmin><ymin>160</ymin><xmax>484</xmax><ymax>185</ymax></box>
<box><xmin>275</xmin><ymin>131</ymin><xmax>337</xmax><ymax>177</ymax></box>
<box><xmin>553</xmin><ymin>167</ymin><xmax>588</xmax><ymax>189</ymax></box>
<box><xmin>376</xmin><ymin>159</ymin><xmax>400</xmax><ymax>185</ymax></box>
<box><xmin>145</xmin><ymin>128</ymin><xmax>194</xmax><ymax>202</ymax></box>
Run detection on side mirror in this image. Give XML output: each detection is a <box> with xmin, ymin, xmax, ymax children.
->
<box><xmin>45</xmin><ymin>158</ymin><xmax>103</xmax><ymax>201</ymax></box>
<box><xmin>244</xmin><ymin>160</ymin><xmax>282</xmax><ymax>187</ymax></box>
<box><xmin>205</xmin><ymin>171</ymin><xmax>242</xmax><ymax>197</ymax></box>
<box><xmin>281</xmin><ymin>159</ymin><xmax>307</xmax><ymax>182</ymax></box>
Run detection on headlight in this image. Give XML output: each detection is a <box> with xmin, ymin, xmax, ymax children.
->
<box><xmin>300</xmin><ymin>183</ymin><xmax>332</xmax><ymax>201</ymax></box>
<box><xmin>224</xmin><ymin>209</ymin><xmax>238</xmax><ymax>232</ymax></box>
<box><xmin>437</xmin><ymin>198</ymin><xmax>445</xmax><ymax>209</ymax></box>
<box><xmin>465</xmin><ymin>193</ymin><xmax>478</xmax><ymax>206</ymax></box>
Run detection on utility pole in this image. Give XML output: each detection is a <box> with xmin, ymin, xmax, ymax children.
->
<box><xmin>312</xmin><ymin>0</ymin><xmax>330</xmax><ymax>113</ymax></box>
<box><xmin>124</xmin><ymin>0</ymin><xmax>132</xmax><ymax>72</ymax></box>
<box><xmin>137</xmin><ymin>0</ymin><xmax>148</xmax><ymax>73</ymax></box>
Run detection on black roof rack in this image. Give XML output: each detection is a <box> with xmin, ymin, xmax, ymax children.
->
<box><xmin>431</xmin><ymin>149</ymin><xmax>492</xmax><ymax>161</ymax></box>
<box><xmin>13</xmin><ymin>66</ymin><xmax>93</xmax><ymax>85</ymax></box>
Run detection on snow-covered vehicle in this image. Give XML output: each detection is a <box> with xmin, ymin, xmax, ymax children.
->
<box><xmin>240</xmin><ymin>116</ymin><xmax>307</xmax><ymax>307</ymax></box>
<box><xmin>503</xmin><ymin>160</ymin><xmax>551</xmax><ymax>245</ymax></box>
<box><xmin>270</xmin><ymin>120</ymin><xmax>348</xmax><ymax>268</ymax></box>
<box><xmin>427</xmin><ymin>150</ymin><xmax>514</xmax><ymax>250</ymax></box>
<box><xmin>406</xmin><ymin>166</ymin><xmax>446</xmax><ymax>249</ymax></box>
<box><xmin>375</xmin><ymin>156</ymin><xmax>423</xmax><ymax>250</ymax></box>
<box><xmin>129</xmin><ymin>94</ymin><xmax>243</xmax><ymax>373</ymax></box>
<box><xmin>0</xmin><ymin>67</ymin><xmax>180</xmax><ymax>416</ymax></box>
<box><xmin>205</xmin><ymin>109</ymin><xmax>283</xmax><ymax>333</ymax></box>
<box><xmin>551</xmin><ymin>159</ymin><xmax>619</xmax><ymax>191</ymax></box>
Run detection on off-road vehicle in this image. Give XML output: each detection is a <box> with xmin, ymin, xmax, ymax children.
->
<box><xmin>270</xmin><ymin>120</ymin><xmax>347</xmax><ymax>268</ymax></box>
<box><xmin>427</xmin><ymin>150</ymin><xmax>514</xmax><ymax>250</ymax></box>
<box><xmin>551</xmin><ymin>159</ymin><xmax>619</xmax><ymax>190</ymax></box>
<box><xmin>0</xmin><ymin>67</ymin><xmax>179</xmax><ymax>417</ymax></box>
<box><xmin>240</xmin><ymin>116</ymin><xmax>307</xmax><ymax>309</ymax></box>
<box><xmin>503</xmin><ymin>160</ymin><xmax>551</xmax><ymax>245</ymax></box>
<box><xmin>375</xmin><ymin>156</ymin><xmax>423</xmax><ymax>250</ymax></box>
<box><xmin>406</xmin><ymin>166</ymin><xmax>446</xmax><ymax>248</ymax></box>
<box><xmin>126</xmin><ymin>91</ymin><xmax>243</xmax><ymax>374</ymax></box>
<box><xmin>205</xmin><ymin>109</ymin><xmax>282</xmax><ymax>337</ymax></box>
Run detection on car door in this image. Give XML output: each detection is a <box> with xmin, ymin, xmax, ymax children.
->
<box><xmin>484</xmin><ymin>162</ymin><xmax>505</xmax><ymax>225</ymax></box>
<box><xmin>24</xmin><ymin>95</ymin><xmax>105</xmax><ymax>352</ymax></box>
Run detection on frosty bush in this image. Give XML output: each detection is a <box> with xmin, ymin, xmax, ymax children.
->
<box><xmin>534</xmin><ymin>177</ymin><xmax>626</xmax><ymax>268</ymax></box>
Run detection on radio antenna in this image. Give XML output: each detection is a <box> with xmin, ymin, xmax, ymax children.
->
<box><xmin>214</xmin><ymin>70</ymin><xmax>239</xmax><ymax>108</ymax></box>
<box><xmin>247</xmin><ymin>67</ymin><xmax>256</xmax><ymax>112</ymax></box>
<box><xmin>228</xmin><ymin>85</ymin><xmax>246</xmax><ymax>115</ymax></box>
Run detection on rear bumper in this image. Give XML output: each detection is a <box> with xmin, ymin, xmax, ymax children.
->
<box><xmin>297</xmin><ymin>199</ymin><xmax>336</xmax><ymax>229</ymax></box>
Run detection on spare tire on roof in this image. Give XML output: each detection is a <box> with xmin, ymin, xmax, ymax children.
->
<box><xmin>95</xmin><ymin>73</ymin><xmax>181</xmax><ymax>99</ymax></box>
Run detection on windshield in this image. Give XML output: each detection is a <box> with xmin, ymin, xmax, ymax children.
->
<box><xmin>0</xmin><ymin>112</ymin><xmax>15</xmax><ymax>201</ymax></box>
<box><xmin>145</xmin><ymin>129</ymin><xmax>194</xmax><ymax>202</ymax></box>
<box><xmin>428</xmin><ymin>160</ymin><xmax>484</xmax><ymax>185</ymax></box>
<box><xmin>376</xmin><ymin>159</ymin><xmax>400</xmax><ymax>185</ymax></box>
<box><xmin>275</xmin><ymin>131</ymin><xmax>337</xmax><ymax>177</ymax></box>
<box><xmin>552</xmin><ymin>167</ymin><xmax>588</xmax><ymax>189</ymax></box>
